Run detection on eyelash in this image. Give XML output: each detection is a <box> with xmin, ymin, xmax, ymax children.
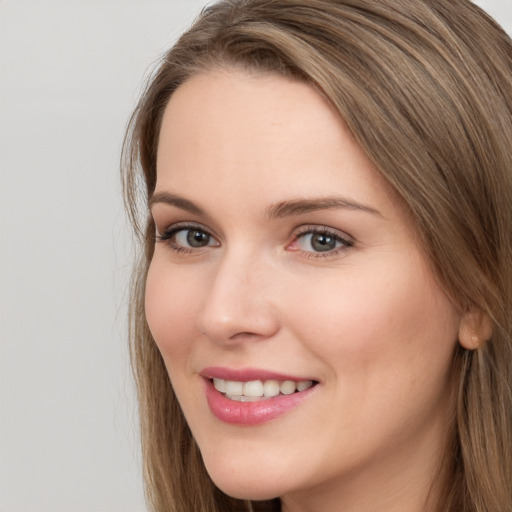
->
<box><xmin>155</xmin><ymin>223</ymin><xmax>354</xmax><ymax>258</ymax></box>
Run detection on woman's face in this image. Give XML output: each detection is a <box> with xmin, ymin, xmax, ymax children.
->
<box><xmin>146</xmin><ymin>70</ymin><xmax>462</xmax><ymax>508</ymax></box>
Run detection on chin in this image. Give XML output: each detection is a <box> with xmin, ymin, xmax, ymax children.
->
<box><xmin>210</xmin><ymin>475</ymin><xmax>282</xmax><ymax>501</ymax></box>
<box><xmin>202</xmin><ymin>456</ymin><xmax>288</xmax><ymax>501</ymax></box>
<box><xmin>217</xmin><ymin>483</ymin><xmax>280</xmax><ymax>501</ymax></box>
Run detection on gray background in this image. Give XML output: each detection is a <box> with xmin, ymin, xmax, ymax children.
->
<box><xmin>1</xmin><ymin>1</ymin><xmax>510</xmax><ymax>511</ymax></box>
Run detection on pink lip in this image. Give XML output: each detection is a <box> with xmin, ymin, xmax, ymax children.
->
<box><xmin>201</xmin><ymin>367</ymin><xmax>318</xmax><ymax>426</ymax></box>
<box><xmin>200</xmin><ymin>366</ymin><xmax>313</xmax><ymax>382</ymax></box>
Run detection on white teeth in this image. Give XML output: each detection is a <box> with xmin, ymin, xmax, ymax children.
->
<box><xmin>213</xmin><ymin>378</ymin><xmax>226</xmax><ymax>393</ymax></box>
<box><xmin>243</xmin><ymin>380</ymin><xmax>264</xmax><ymax>397</ymax></box>
<box><xmin>297</xmin><ymin>380</ymin><xmax>313</xmax><ymax>392</ymax></box>
<box><xmin>212</xmin><ymin>378</ymin><xmax>315</xmax><ymax>401</ymax></box>
<box><xmin>225</xmin><ymin>380</ymin><xmax>243</xmax><ymax>396</ymax></box>
<box><xmin>263</xmin><ymin>379</ymin><xmax>280</xmax><ymax>397</ymax></box>
<box><xmin>240</xmin><ymin>395</ymin><xmax>261</xmax><ymax>402</ymax></box>
<box><xmin>280</xmin><ymin>380</ymin><xmax>296</xmax><ymax>395</ymax></box>
<box><xmin>224</xmin><ymin>394</ymin><xmax>263</xmax><ymax>402</ymax></box>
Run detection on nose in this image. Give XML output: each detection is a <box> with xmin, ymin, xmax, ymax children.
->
<box><xmin>195</xmin><ymin>250</ymin><xmax>280</xmax><ymax>346</ymax></box>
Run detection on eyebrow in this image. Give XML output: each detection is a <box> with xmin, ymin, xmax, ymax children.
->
<box><xmin>149</xmin><ymin>192</ymin><xmax>205</xmax><ymax>215</ymax></box>
<box><xmin>149</xmin><ymin>191</ymin><xmax>382</xmax><ymax>218</ymax></box>
<box><xmin>265</xmin><ymin>196</ymin><xmax>382</xmax><ymax>219</ymax></box>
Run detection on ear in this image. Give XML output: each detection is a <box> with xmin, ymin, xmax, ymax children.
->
<box><xmin>458</xmin><ymin>307</ymin><xmax>493</xmax><ymax>350</ymax></box>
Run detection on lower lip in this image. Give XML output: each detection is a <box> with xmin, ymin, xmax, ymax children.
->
<box><xmin>204</xmin><ymin>379</ymin><xmax>317</xmax><ymax>425</ymax></box>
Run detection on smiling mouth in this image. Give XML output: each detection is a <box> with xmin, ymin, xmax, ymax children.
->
<box><xmin>212</xmin><ymin>378</ymin><xmax>316</xmax><ymax>402</ymax></box>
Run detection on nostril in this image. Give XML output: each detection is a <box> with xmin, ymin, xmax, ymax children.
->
<box><xmin>229</xmin><ymin>331</ymin><xmax>267</xmax><ymax>341</ymax></box>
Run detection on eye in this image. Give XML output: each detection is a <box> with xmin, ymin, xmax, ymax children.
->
<box><xmin>156</xmin><ymin>224</ymin><xmax>220</xmax><ymax>252</ymax></box>
<box><xmin>175</xmin><ymin>228</ymin><xmax>214</xmax><ymax>248</ymax></box>
<box><xmin>288</xmin><ymin>226</ymin><xmax>353</xmax><ymax>256</ymax></box>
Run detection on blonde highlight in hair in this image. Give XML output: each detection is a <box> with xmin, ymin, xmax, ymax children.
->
<box><xmin>122</xmin><ymin>1</ymin><xmax>512</xmax><ymax>511</ymax></box>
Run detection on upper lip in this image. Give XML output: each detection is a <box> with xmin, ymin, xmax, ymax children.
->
<box><xmin>200</xmin><ymin>366</ymin><xmax>317</xmax><ymax>382</ymax></box>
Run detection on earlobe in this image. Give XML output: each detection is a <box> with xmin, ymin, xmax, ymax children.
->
<box><xmin>458</xmin><ymin>307</ymin><xmax>493</xmax><ymax>350</ymax></box>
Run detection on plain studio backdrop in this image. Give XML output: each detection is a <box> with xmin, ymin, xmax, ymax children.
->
<box><xmin>0</xmin><ymin>1</ymin><xmax>510</xmax><ymax>511</ymax></box>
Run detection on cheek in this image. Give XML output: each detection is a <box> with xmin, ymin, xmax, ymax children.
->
<box><xmin>284</xmin><ymin>258</ymin><xmax>460</xmax><ymax>398</ymax></box>
<box><xmin>144</xmin><ymin>258</ymin><xmax>201</xmax><ymax>365</ymax></box>
<box><xmin>279</xmin><ymin>262</ymin><xmax>460</xmax><ymax>464</ymax></box>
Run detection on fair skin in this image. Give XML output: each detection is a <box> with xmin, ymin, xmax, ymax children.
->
<box><xmin>146</xmin><ymin>69</ymin><xmax>463</xmax><ymax>512</ymax></box>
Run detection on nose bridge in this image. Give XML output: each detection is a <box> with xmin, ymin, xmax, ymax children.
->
<box><xmin>196</xmin><ymin>244</ymin><xmax>279</xmax><ymax>344</ymax></box>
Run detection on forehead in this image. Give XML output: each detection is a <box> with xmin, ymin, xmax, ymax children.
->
<box><xmin>157</xmin><ymin>69</ymin><xmax>346</xmax><ymax>164</ymax></box>
<box><xmin>155</xmin><ymin>69</ymin><xmax>399</xmax><ymax>221</ymax></box>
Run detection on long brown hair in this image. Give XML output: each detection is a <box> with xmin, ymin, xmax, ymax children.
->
<box><xmin>122</xmin><ymin>1</ymin><xmax>512</xmax><ymax>511</ymax></box>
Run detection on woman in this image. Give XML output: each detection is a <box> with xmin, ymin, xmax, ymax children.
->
<box><xmin>122</xmin><ymin>1</ymin><xmax>512</xmax><ymax>511</ymax></box>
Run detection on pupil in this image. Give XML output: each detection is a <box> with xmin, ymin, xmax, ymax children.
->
<box><xmin>187</xmin><ymin>230</ymin><xmax>209</xmax><ymax>247</ymax></box>
<box><xmin>312</xmin><ymin>233</ymin><xmax>336</xmax><ymax>252</ymax></box>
